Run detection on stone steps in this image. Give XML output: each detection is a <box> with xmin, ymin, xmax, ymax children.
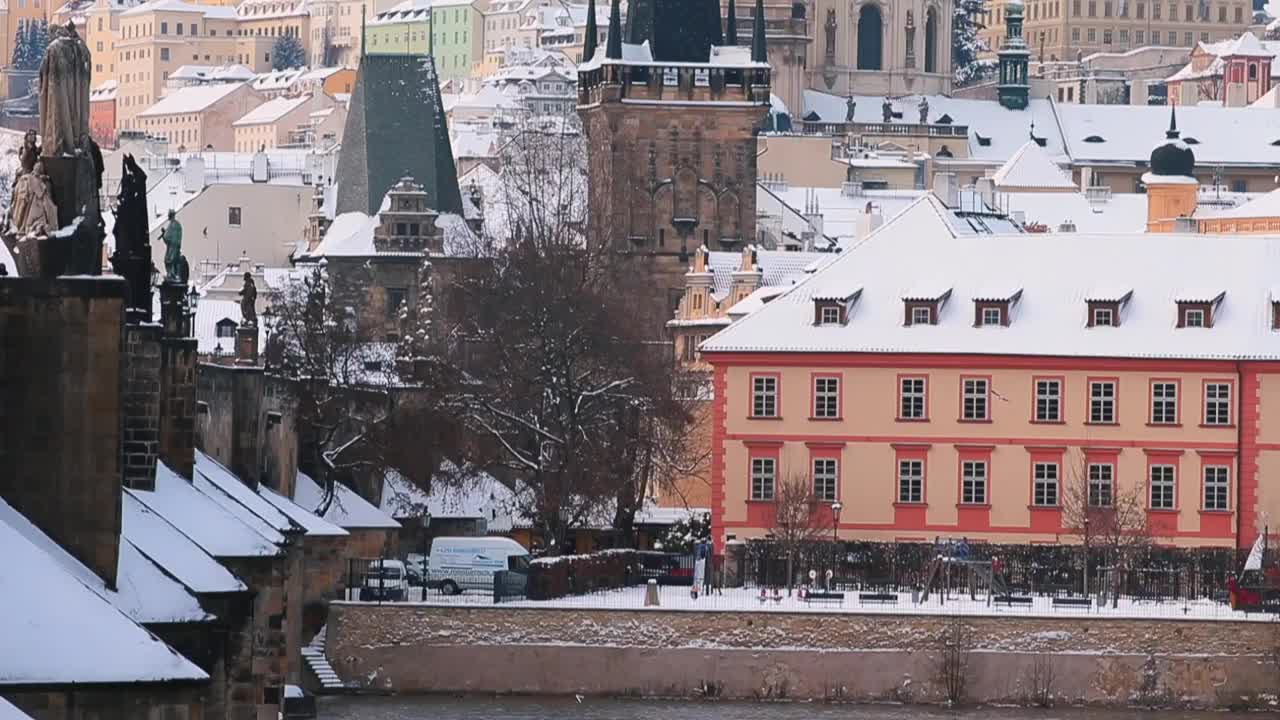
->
<box><xmin>302</xmin><ymin>627</ymin><xmax>345</xmax><ymax>690</ymax></box>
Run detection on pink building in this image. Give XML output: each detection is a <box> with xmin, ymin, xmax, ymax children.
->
<box><xmin>701</xmin><ymin>195</ymin><xmax>1280</xmax><ymax>552</ymax></box>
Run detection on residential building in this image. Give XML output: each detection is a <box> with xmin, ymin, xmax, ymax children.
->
<box><xmin>980</xmin><ymin>0</ymin><xmax>1252</xmax><ymax>64</ymax></box>
<box><xmin>480</xmin><ymin>0</ymin><xmax>547</xmax><ymax>73</ymax></box>
<box><xmin>366</xmin><ymin>0</ymin><xmax>431</xmax><ymax>54</ymax></box>
<box><xmin>431</xmin><ymin>0</ymin><xmax>483</xmax><ymax>82</ymax></box>
<box><xmin>1030</xmin><ymin>46</ymin><xmax>1190</xmax><ymax>105</ymax></box>
<box><xmin>251</xmin><ymin>65</ymin><xmax>309</xmax><ymax>97</ymax></box>
<box><xmin>85</xmin><ymin>0</ymin><xmax>139</xmax><ymax>84</ymax></box>
<box><xmin>233</xmin><ymin>92</ymin><xmax>333</xmax><ymax>151</ymax></box>
<box><xmin>164</xmin><ymin>62</ymin><xmax>255</xmax><ymax>90</ymax></box>
<box><xmin>133</xmin><ymin>81</ymin><xmax>265</xmax><ymax>150</ymax></box>
<box><xmin>702</xmin><ymin>182</ymin><xmax>1280</xmax><ymax>551</ymax></box>
<box><xmin>235</xmin><ymin>0</ymin><xmax>312</xmax><ymax>65</ymax></box>
<box><xmin>1165</xmin><ymin>32</ymin><xmax>1277</xmax><ymax>105</ymax></box>
<box><xmin>295</xmin><ymin>63</ymin><xmax>355</xmax><ymax>95</ymax></box>
<box><xmin>532</xmin><ymin>1</ymin><xmax>608</xmax><ymax>63</ymax></box>
<box><xmin>89</xmin><ymin>78</ymin><xmax>117</xmax><ymax>145</ymax></box>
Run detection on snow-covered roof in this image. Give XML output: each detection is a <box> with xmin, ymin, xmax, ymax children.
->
<box><xmin>138</xmin><ymin>82</ymin><xmax>250</xmax><ymax>117</ymax></box>
<box><xmin>130</xmin><ymin>460</ymin><xmax>282</xmax><ymax>558</ymax></box>
<box><xmin>0</xmin><ymin>697</ymin><xmax>34</xmax><ymax>719</ymax></box>
<box><xmin>702</xmin><ymin>194</ymin><xmax>1280</xmax><ymax>360</ymax></box>
<box><xmin>1059</xmin><ymin>103</ymin><xmax>1280</xmax><ymax>167</ymax></box>
<box><xmin>0</xmin><ymin>498</ymin><xmax>209</xmax><ymax>624</ymax></box>
<box><xmin>998</xmin><ymin>190</ymin><xmax>1151</xmax><ymax>233</ymax></box>
<box><xmin>233</xmin><ymin>94</ymin><xmax>311</xmax><ymax>126</ymax></box>
<box><xmin>991</xmin><ymin>140</ymin><xmax>1076</xmax><ymax>190</ymax></box>
<box><xmin>252</xmin><ymin>67</ymin><xmax>308</xmax><ymax>91</ymax></box>
<box><xmin>705</xmin><ymin>249</ymin><xmax>832</xmax><ymax>301</ymax></box>
<box><xmin>193</xmin><ymin>451</ymin><xmax>298</xmax><ymax>536</ymax></box>
<box><xmin>122</xmin><ymin>490</ymin><xmax>247</xmax><ymax>594</ymax></box>
<box><xmin>193</xmin><ymin>298</ymin><xmax>262</xmax><ymax>355</ymax></box>
<box><xmin>122</xmin><ymin>0</ymin><xmax>237</xmax><ymax>16</ymax></box>
<box><xmin>90</xmin><ymin>80</ymin><xmax>118</xmax><ymax>101</ymax></box>
<box><xmin>380</xmin><ymin>464</ymin><xmax>517</xmax><ymax>523</ymax></box>
<box><xmin>0</xmin><ymin>511</ymin><xmax>208</xmax><ymax>686</ymax></box>
<box><xmin>258</xmin><ymin>485</ymin><xmax>349</xmax><ymax>536</ymax></box>
<box><xmin>293</xmin><ymin>471</ymin><xmax>400</xmax><ymax>529</ymax></box>
<box><xmin>1203</xmin><ymin>186</ymin><xmax>1280</xmax><ymax>219</ymax></box>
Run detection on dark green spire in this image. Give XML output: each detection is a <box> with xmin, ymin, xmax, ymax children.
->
<box><xmin>709</xmin><ymin>0</ymin><xmax>723</xmax><ymax>45</ymax></box>
<box><xmin>750</xmin><ymin>0</ymin><xmax>766</xmax><ymax>62</ymax></box>
<box><xmin>725</xmin><ymin>0</ymin><xmax>737</xmax><ymax>44</ymax></box>
<box><xmin>583</xmin><ymin>0</ymin><xmax>599</xmax><ymax>62</ymax></box>
<box><xmin>605</xmin><ymin>0</ymin><xmax>622</xmax><ymax>59</ymax></box>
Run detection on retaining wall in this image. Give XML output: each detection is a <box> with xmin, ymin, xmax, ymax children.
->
<box><xmin>326</xmin><ymin>602</ymin><xmax>1280</xmax><ymax>707</ymax></box>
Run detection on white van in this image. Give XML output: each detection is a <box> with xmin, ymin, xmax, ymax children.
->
<box><xmin>428</xmin><ymin>536</ymin><xmax>531</xmax><ymax>595</ymax></box>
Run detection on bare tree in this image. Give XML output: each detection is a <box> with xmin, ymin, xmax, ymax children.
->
<box><xmin>934</xmin><ymin>615</ymin><xmax>975</xmax><ymax>704</ymax></box>
<box><xmin>769</xmin><ymin>470</ymin><xmax>835</xmax><ymax>593</ymax></box>
<box><xmin>1060</xmin><ymin>449</ymin><xmax>1153</xmax><ymax>602</ymax></box>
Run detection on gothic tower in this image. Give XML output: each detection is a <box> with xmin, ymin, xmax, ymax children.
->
<box><xmin>579</xmin><ymin>0</ymin><xmax>772</xmax><ymax>319</ymax></box>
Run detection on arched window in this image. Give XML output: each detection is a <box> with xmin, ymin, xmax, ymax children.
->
<box><xmin>1249</xmin><ymin>63</ymin><xmax>1259</xmax><ymax>81</ymax></box>
<box><xmin>924</xmin><ymin>7</ymin><xmax>938</xmax><ymax>73</ymax></box>
<box><xmin>857</xmin><ymin>4</ymin><xmax>883</xmax><ymax>70</ymax></box>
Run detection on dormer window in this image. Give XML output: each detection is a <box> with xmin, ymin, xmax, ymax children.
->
<box><xmin>813</xmin><ymin>289</ymin><xmax>861</xmax><ymax>326</ymax></box>
<box><xmin>980</xmin><ymin>307</ymin><xmax>1002</xmax><ymax>326</ymax></box>
<box><xmin>973</xmin><ymin>289</ymin><xmax>1021</xmax><ymax>327</ymax></box>
<box><xmin>903</xmin><ymin>288</ymin><xmax>950</xmax><ymax>326</ymax></box>
<box><xmin>910</xmin><ymin>305</ymin><xmax>933</xmax><ymax>325</ymax></box>
<box><xmin>1086</xmin><ymin>289</ymin><xmax>1131</xmax><ymax>328</ymax></box>
<box><xmin>1175</xmin><ymin>291</ymin><xmax>1222</xmax><ymax>328</ymax></box>
<box><xmin>819</xmin><ymin>305</ymin><xmax>841</xmax><ymax>325</ymax></box>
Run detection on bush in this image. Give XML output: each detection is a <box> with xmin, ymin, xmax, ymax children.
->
<box><xmin>527</xmin><ymin>549</ymin><xmax>637</xmax><ymax>600</ymax></box>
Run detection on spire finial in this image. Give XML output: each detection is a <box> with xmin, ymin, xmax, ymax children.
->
<box><xmin>750</xmin><ymin>0</ymin><xmax>766</xmax><ymax>62</ymax></box>
<box><xmin>1166</xmin><ymin>104</ymin><xmax>1180</xmax><ymax>140</ymax></box>
<box><xmin>605</xmin><ymin>0</ymin><xmax>622</xmax><ymax>60</ymax></box>
<box><xmin>726</xmin><ymin>0</ymin><xmax>738</xmax><ymax>45</ymax></box>
<box><xmin>583</xmin><ymin>0</ymin><xmax>599</xmax><ymax>62</ymax></box>
<box><xmin>1029</xmin><ymin>120</ymin><xmax>1035</xmax><ymax>140</ymax></box>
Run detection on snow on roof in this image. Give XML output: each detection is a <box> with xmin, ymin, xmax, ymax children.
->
<box><xmin>0</xmin><ymin>697</ymin><xmax>34</xmax><ymax>719</ymax></box>
<box><xmin>1059</xmin><ymin>102</ymin><xmax>1280</xmax><ymax>167</ymax></box>
<box><xmin>1251</xmin><ymin>83</ymin><xmax>1280</xmax><ymax>107</ymax></box>
<box><xmin>702</xmin><ymin>194</ymin><xmax>1280</xmax><ymax>360</ymax></box>
<box><xmin>122</xmin><ymin>0</ymin><xmax>236</xmax><ymax>15</ymax></box>
<box><xmin>194</xmin><ymin>451</ymin><xmax>298</xmax><ymax>535</ymax></box>
<box><xmin>252</xmin><ymin>67</ymin><xmax>308</xmax><ymax>91</ymax></box>
<box><xmin>991</xmin><ymin>140</ymin><xmax>1076</xmax><ymax>190</ymax></box>
<box><xmin>131</xmin><ymin>460</ymin><xmax>282</xmax><ymax>558</ymax></box>
<box><xmin>258</xmin><ymin>485</ymin><xmax>348</xmax><ymax>536</ymax></box>
<box><xmin>90</xmin><ymin>80</ymin><xmax>118</xmax><ymax>101</ymax></box>
<box><xmin>193</xmin><ymin>299</ymin><xmax>262</xmax><ymax>355</ymax></box>
<box><xmin>122</xmin><ymin>490</ymin><xmax>247</xmax><ymax>593</ymax></box>
<box><xmin>293</xmin><ymin>471</ymin><xmax>400</xmax><ymax>529</ymax></box>
<box><xmin>233</xmin><ymin>94</ymin><xmax>311</xmax><ymax>126</ymax></box>
<box><xmin>380</xmin><ymin>464</ymin><xmax>516</xmax><ymax>522</ymax></box>
<box><xmin>1204</xmin><ymin>186</ymin><xmax>1280</xmax><ymax>219</ymax></box>
<box><xmin>705</xmin><ymin>249</ymin><xmax>831</xmax><ymax>301</ymax></box>
<box><xmin>999</xmin><ymin>190</ymin><xmax>1150</xmax><ymax>234</ymax></box>
<box><xmin>0</xmin><ymin>513</ymin><xmax>207</xmax><ymax>686</ymax></box>
<box><xmin>1222</xmin><ymin>31</ymin><xmax>1274</xmax><ymax>57</ymax></box>
<box><xmin>0</xmin><ymin>498</ymin><xmax>209</xmax><ymax>624</ymax></box>
<box><xmin>726</xmin><ymin>284</ymin><xmax>790</xmax><ymax>319</ymax></box>
<box><xmin>138</xmin><ymin>82</ymin><xmax>249</xmax><ymax>117</ymax></box>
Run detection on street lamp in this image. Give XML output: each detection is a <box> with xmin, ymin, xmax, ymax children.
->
<box><xmin>831</xmin><ymin>501</ymin><xmax>842</xmax><ymax>544</ymax></box>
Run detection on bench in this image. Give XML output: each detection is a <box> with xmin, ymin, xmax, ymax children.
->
<box><xmin>804</xmin><ymin>592</ymin><xmax>845</xmax><ymax>603</ymax></box>
<box><xmin>994</xmin><ymin>594</ymin><xmax>1034</xmax><ymax>606</ymax></box>
<box><xmin>859</xmin><ymin>592</ymin><xmax>898</xmax><ymax>604</ymax></box>
<box><xmin>1051</xmin><ymin>597</ymin><xmax>1092</xmax><ymax>608</ymax></box>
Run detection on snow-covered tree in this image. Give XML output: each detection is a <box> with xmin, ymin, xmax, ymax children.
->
<box><xmin>271</xmin><ymin>34</ymin><xmax>306</xmax><ymax>71</ymax></box>
<box><xmin>953</xmin><ymin>0</ymin><xmax>991</xmax><ymax>86</ymax></box>
<box><xmin>11</xmin><ymin>24</ymin><xmax>30</xmax><ymax>70</ymax></box>
<box><xmin>29</xmin><ymin>21</ymin><xmax>49</xmax><ymax>67</ymax></box>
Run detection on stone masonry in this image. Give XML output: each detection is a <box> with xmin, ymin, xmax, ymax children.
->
<box><xmin>122</xmin><ymin>323</ymin><xmax>162</xmax><ymax>491</ymax></box>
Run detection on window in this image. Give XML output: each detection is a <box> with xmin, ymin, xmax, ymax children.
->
<box><xmin>1072</xmin><ymin>27</ymin><xmax>1081</xmax><ymax>40</ymax></box>
<box><xmin>1151</xmin><ymin>381</ymin><xmax>1178</xmax><ymax>424</ymax></box>
<box><xmin>1073</xmin><ymin>0</ymin><xmax>1081</xmax><ymax>13</ymax></box>
<box><xmin>1218</xmin><ymin>4</ymin><xmax>1226</xmax><ymax>20</ymax></box>
<box><xmin>160</xmin><ymin>47</ymin><xmax>170</xmax><ymax>61</ymax></box>
<box><xmin>752</xmin><ymin>376</ymin><xmax>778</xmax><ymax>418</ymax></box>
<box><xmin>1088</xmin><ymin>27</ymin><xmax>1096</xmax><ymax>41</ymax></box>
<box><xmin>176</xmin><ymin>22</ymin><xmax>183</xmax><ymax>34</ymax></box>
<box><xmin>813</xmin><ymin>376</ymin><xmax>840</xmax><ymax>418</ymax></box>
<box><xmin>1183</xmin><ymin>308</ymin><xmax>1204</xmax><ymax>327</ymax></box>
<box><xmin>1184</xmin><ymin>3</ymin><xmax>1192</xmax><ymax>19</ymax></box>
<box><xmin>1033</xmin><ymin>462</ymin><xmax>1059</xmax><ymax>506</ymax></box>
<box><xmin>1103</xmin><ymin>29</ymin><xmax>1112</xmax><ymax>43</ymax></box>
<box><xmin>1205</xmin><ymin>382</ymin><xmax>1231</xmax><ymax>425</ymax></box>
<box><xmin>751</xmin><ymin>457</ymin><xmax>776</xmax><ymax>500</ymax></box>
<box><xmin>980</xmin><ymin>307</ymin><xmax>1002</xmax><ymax>326</ymax></box>
<box><xmin>899</xmin><ymin>376</ymin><xmax>927</xmax><ymax>419</ymax></box>
<box><xmin>1035</xmin><ymin>379</ymin><xmax>1062</xmax><ymax>422</ymax></box>
<box><xmin>820</xmin><ymin>305</ymin><xmax>841</xmax><ymax>325</ymax></box>
<box><xmin>911</xmin><ymin>306</ymin><xmax>932</xmax><ymax>325</ymax></box>
<box><xmin>1150</xmin><ymin>464</ymin><xmax>1176</xmax><ymax>509</ymax></box>
<box><xmin>228</xmin><ymin>206</ymin><xmax>242</xmax><ymax>226</ymax></box>
<box><xmin>898</xmin><ymin>460</ymin><xmax>923</xmax><ymax>503</ymax></box>
<box><xmin>813</xmin><ymin>458</ymin><xmax>838</xmax><ymax>501</ymax></box>
<box><xmin>1090</xmin><ymin>380</ymin><xmax>1116</xmax><ymax>423</ymax></box>
<box><xmin>1236</xmin><ymin>5</ymin><xmax>1243</xmax><ymax>21</ymax></box>
<box><xmin>1120</xmin><ymin>28</ymin><xmax>1129</xmax><ymax>43</ymax></box>
<box><xmin>1088</xmin><ymin>0</ymin><xmax>1096</xmax><ymax>14</ymax></box>
<box><xmin>1151</xmin><ymin>30</ymin><xmax>1159</xmax><ymax>42</ymax></box>
<box><xmin>1088</xmin><ymin>463</ymin><xmax>1114</xmax><ymax>506</ymax></box>
<box><xmin>962</xmin><ymin>378</ymin><xmax>989</xmax><ymax>421</ymax></box>
<box><xmin>1137</xmin><ymin>1</ymin><xmax>1145</xmax><ymax>17</ymax></box>
<box><xmin>1184</xmin><ymin>31</ymin><xmax>1193</xmax><ymax>45</ymax></box>
<box><xmin>1204</xmin><ymin>465</ymin><xmax>1229</xmax><ymax>510</ymax></box>
<box><xmin>1153</xmin><ymin>1</ymin><xmax>1161</xmax><ymax>16</ymax></box>
<box><xmin>216</xmin><ymin>321</ymin><xmax>236</xmax><ymax>338</ymax></box>
<box><xmin>962</xmin><ymin>461</ymin><xmax>987</xmax><ymax>504</ymax></box>
<box><xmin>161</xmin><ymin>20</ymin><xmax>168</xmax><ymax>33</ymax></box>
<box><xmin>386</xmin><ymin>287</ymin><xmax>407</xmax><ymax>319</ymax></box>
<box><xmin>681</xmin><ymin>334</ymin><xmax>707</xmax><ymax>362</ymax></box>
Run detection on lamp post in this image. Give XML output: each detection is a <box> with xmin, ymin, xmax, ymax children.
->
<box><xmin>186</xmin><ymin>284</ymin><xmax>200</xmax><ymax>338</ymax></box>
<box><xmin>831</xmin><ymin>501</ymin><xmax>842</xmax><ymax>544</ymax></box>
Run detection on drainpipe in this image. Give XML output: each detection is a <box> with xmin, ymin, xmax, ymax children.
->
<box><xmin>1236</xmin><ymin>359</ymin><xmax>1244</xmax><ymax>551</ymax></box>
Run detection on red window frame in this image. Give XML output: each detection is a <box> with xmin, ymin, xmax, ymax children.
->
<box><xmin>893</xmin><ymin>444</ymin><xmax>929</xmax><ymax>505</ymax></box>
<box><xmin>748</xmin><ymin>371</ymin><xmax>782</xmax><ymax>419</ymax></box>
<box><xmin>807</xmin><ymin>442</ymin><xmax>844</xmax><ymax>503</ymax></box>
<box><xmin>1031</xmin><ymin>375</ymin><xmax>1065</xmax><ymax>424</ymax></box>
<box><xmin>956</xmin><ymin>445</ymin><xmax>994</xmax><ymax>506</ymax></box>
<box><xmin>810</xmin><ymin>372</ymin><xmax>842</xmax><ymax>420</ymax></box>
<box><xmin>1201</xmin><ymin>378</ymin><xmax>1235</xmax><ymax>427</ymax></box>
<box><xmin>896</xmin><ymin>373</ymin><xmax>930</xmax><ymax>422</ymax></box>
<box><xmin>958</xmin><ymin>374</ymin><xmax>993</xmax><ymax>423</ymax></box>
<box><xmin>1085</xmin><ymin>376</ymin><xmax>1119</xmax><ymax>425</ymax></box>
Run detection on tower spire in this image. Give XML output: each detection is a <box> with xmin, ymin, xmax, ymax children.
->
<box><xmin>1166</xmin><ymin>104</ymin><xmax>1180</xmax><ymax>139</ymax></box>
<box><xmin>605</xmin><ymin>0</ymin><xmax>622</xmax><ymax>60</ymax></box>
<box><xmin>360</xmin><ymin>3</ymin><xmax>367</xmax><ymax>59</ymax></box>
<box><xmin>583</xmin><ymin>0</ymin><xmax>599</xmax><ymax>62</ymax></box>
<box><xmin>750</xmin><ymin>0</ymin><xmax>766</xmax><ymax>62</ymax></box>
<box><xmin>725</xmin><ymin>0</ymin><xmax>738</xmax><ymax>44</ymax></box>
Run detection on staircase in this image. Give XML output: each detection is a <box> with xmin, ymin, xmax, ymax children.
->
<box><xmin>302</xmin><ymin>626</ymin><xmax>345</xmax><ymax>693</ymax></box>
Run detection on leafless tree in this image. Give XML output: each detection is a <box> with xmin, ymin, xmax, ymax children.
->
<box><xmin>934</xmin><ymin>614</ymin><xmax>975</xmax><ymax>704</ymax></box>
<box><xmin>1195</xmin><ymin>77</ymin><xmax>1223</xmax><ymax>103</ymax></box>
<box><xmin>1024</xmin><ymin>654</ymin><xmax>1056</xmax><ymax>707</ymax></box>
<box><xmin>1060</xmin><ymin>449</ymin><xmax>1154</xmax><ymax>602</ymax></box>
<box><xmin>769</xmin><ymin>470</ymin><xmax>835</xmax><ymax>592</ymax></box>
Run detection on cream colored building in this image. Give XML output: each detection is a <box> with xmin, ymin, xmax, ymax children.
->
<box><xmin>134</xmin><ymin>81</ymin><xmax>264</xmax><ymax>150</ymax></box>
<box><xmin>980</xmin><ymin>0</ymin><xmax>1252</xmax><ymax>62</ymax></box>
<box><xmin>232</xmin><ymin>91</ymin><xmax>332</xmax><ymax>151</ymax></box>
<box><xmin>808</xmin><ymin>0</ymin><xmax>952</xmax><ymax>96</ymax></box>
<box><xmin>481</xmin><ymin>0</ymin><xmax>545</xmax><ymax>73</ymax></box>
<box><xmin>235</xmin><ymin>0</ymin><xmax>312</xmax><ymax>64</ymax></box>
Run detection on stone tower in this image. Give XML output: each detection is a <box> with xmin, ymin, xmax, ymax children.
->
<box><xmin>997</xmin><ymin>0</ymin><xmax>1030</xmax><ymax>110</ymax></box>
<box><xmin>579</xmin><ymin>0</ymin><xmax>771</xmax><ymax>318</ymax></box>
<box><xmin>808</xmin><ymin>0</ymin><xmax>953</xmax><ymax>97</ymax></box>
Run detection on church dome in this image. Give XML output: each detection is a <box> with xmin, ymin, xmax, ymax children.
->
<box><xmin>1149</xmin><ymin>107</ymin><xmax>1195</xmax><ymax>178</ymax></box>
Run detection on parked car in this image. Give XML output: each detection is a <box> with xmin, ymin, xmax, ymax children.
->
<box><xmin>635</xmin><ymin>551</ymin><xmax>694</xmax><ymax>586</ymax></box>
<box><xmin>428</xmin><ymin>537</ymin><xmax>531</xmax><ymax>595</ymax></box>
<box><xmin>359</xmin><ymin>559</ymin><xmax>409</xmax><ymax>601</ymax></box>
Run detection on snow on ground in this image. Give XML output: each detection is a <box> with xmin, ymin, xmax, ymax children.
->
<box><xmin>384</xmin><ymin>585</ymin><xmax>1273</xmax><ymax>622</ymax></box>
<box><xmin>0</xmin><ymin>509</ymin><xmax>207</xmax><ymax>685</ymax></box>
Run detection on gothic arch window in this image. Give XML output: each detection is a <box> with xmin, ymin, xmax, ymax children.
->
<box><xmin>718</xmin><ymin>190</ymin><xmax>742</xmax><ymax>241</ymax></box>
<box><xmin>674</xmin><ymin>168</ymin><xmax>699</xmax><ymax>220</ymax></box>
<box><xmin>857</xmin><ymin>4</ymin><xmax>883</xmax><ymax>70</ymax></box>
<box><xmin>924</xmin><ymin>6</ymin><xmax>938</xmax><ymax>73</ymax></box>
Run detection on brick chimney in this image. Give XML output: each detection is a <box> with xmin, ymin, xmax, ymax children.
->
<box><xmin>121</xmin><ymin>323</ymin><xmax>162</xmax><ymax>491</ymax></box>
<box><xmin>158</xmin><ymin>282</ymin><xmax>198</xmax><ymax>479</ymax></box>
<box><xmin>0</xmin><ymin>277</ymin><xmax>125</xmax><ymax>588</ymax></box>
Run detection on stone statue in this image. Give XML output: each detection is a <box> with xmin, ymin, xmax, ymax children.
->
<box><xmin>845</xmin><ymin>95</ymin><xmax>856</xmax><ymax>122</ymax></box>
<box><xmin>918</xmin><ymin>96</ymin><xmax>930</xmax><ymax>124</ymax></box>
<box><xmin>882</xmin><ymin>96</ymin><xmax>893</xmax><ymax>123</ymax></box>
<box><xmin>239</xmin><ymin>273</ymin><xmax>258</xmax><ymax>326</ymax></box>
<box><xmin>110</xmin><ymin>154</ymin><xmax>152</xmax><ymax>318</ymax></box>
<box><xmin>8</xmin><ymin>160</ymin><xmax>58</xmax><ymax>240</ymax></box>
<box><xmin>824</xmin><ymin>9</ymin><xmax>837</xmax><ymax>64</ymax></box>
<box><xmin>162</xmin><ymin>209</ymin><xmax>187</xmax><ymax>284</ymax></box>
<box><xmin>904</xmin><ymin>10</ymin><xmax>916</xmax><ymax>68</ymax></box>
<box><xmin>39</xmin><ymin>22</ymin><xmax>91</xmax><ymax>159</ymax></box>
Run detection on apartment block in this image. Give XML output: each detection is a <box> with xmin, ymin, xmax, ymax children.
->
<box><xmin>134</xmin><ymin>80</ymin><xmax>264</xmax><ymax>150</ymax></box>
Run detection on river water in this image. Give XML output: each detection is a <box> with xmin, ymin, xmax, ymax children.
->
<box><xmin>318</xmin><ymin>697</ymin><xmax>1224</xmax><ymax>720</ymax></box>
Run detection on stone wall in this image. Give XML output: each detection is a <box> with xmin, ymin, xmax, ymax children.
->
<box><xmin>6</xmin><ymin>684</ymin><xmax>207</xmax><ymax>720</ymax></box>
<box><xmin>122</xmin><ymin>324</ymin><xmax>161</xmax><ymax>491</ymax></box>
<box><xmin>326</xmin><ymin>604</ymin><xmax>1280</xmax><ymax>707</ymax></box>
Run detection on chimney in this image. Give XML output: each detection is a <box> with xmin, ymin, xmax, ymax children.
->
<box><xmin>932</xmin><ymin>172</ymin><xmax>959</xmax><ymax>208</ymax></box>
<box><xmin>121</xmin><ymin>323</ymin><xmax>162</xmax><ymax>491</ymax></box>
<box><xmin>182</xmin><ymin>155</ymin><xmax>206</xmax><ymax>192</ymax></box>
<box><xmin>975</xmin><ymin>177</ymin><xmax>996</xmax><ymax>210</ymax></box>
<box><xmin>158</xmin><ymin>282</ymin><xmax>198</xmax><ymax>479</ymax></box>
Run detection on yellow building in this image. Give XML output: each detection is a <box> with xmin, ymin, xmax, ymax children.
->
<box><xmin>365</xmin><ymin>0</ymin><xmax>430</xmax><ymax>54</ymax></box>
<box><xmin>134</xmin><ymin>80</ymin><xmax>264</xmax><ymax>150</ymax></box>
<box><xmin>232</xmin><ymin>91</ymin><xmax>331</xmax><ymax>151</ymax></box>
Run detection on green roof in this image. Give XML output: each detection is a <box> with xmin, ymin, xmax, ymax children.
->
<box><xmin>335</xmin><ymin>54</ymin><xmax>463</xmax><ymax>216</ymax></box>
